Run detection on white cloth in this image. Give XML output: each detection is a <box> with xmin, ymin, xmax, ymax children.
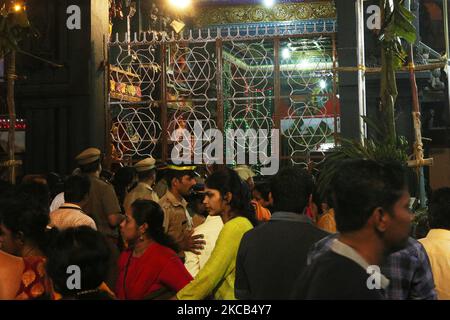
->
<box><xmin>49</xmin><ymin>203</ymin><xmax>97</xmax><ymax>231</ymax></box>
<box><xmin>184</xmin><ymin>215</ymin><xmax>224</xmax><ymax>277</ymax></box>
<box><xmin>50</xmin><ymin>192</ymin><xmax>65</xmax><ymax>212</ymax></box>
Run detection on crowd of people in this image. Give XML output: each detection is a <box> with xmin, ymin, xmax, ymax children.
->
<box><xmin>0</xmin><ymin>147</ymin><xmax>449</xmax><ymax>300</ymax></box>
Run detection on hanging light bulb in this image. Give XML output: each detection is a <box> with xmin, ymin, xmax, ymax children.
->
<box><xmin>168</xmin><ymin>0</ymin><xmax>191</xmax><ymax>10</ymax></box>
<box><xmin>263</xmin><ymin>0</ymin><xmax>276</xmax><ymax>8</ymax></box>
<box><xmin>282</xmin><ymin>48</ymin><xmax>291</xmax><ymax>60</ymax></box>
<box><xmin>12</xmin><ymin>2</ymin><xmax>25</xmax><ymax>12</ymax></box>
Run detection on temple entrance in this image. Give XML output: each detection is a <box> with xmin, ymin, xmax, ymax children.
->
<box><xmin>108</xmin><ymin>21</ymin><xmax>339</xmax><ymax>172</ymax></box>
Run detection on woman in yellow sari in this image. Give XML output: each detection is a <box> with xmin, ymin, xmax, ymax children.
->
<box><xmin>175</xmin><ymin>168</ymin><xmax>257</xmax><ymax>300</ymax></box>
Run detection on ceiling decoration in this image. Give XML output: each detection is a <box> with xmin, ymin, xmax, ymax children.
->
<box><xmin>191</xmin><ymin>1</ymin><xmax>336</xmax><ymax>27</ymax></box>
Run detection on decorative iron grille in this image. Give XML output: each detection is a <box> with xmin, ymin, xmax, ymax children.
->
<box><xmin>108</xmin><ymin>20</ymin><xmax>339</xmax><ymax>171</ymax></box>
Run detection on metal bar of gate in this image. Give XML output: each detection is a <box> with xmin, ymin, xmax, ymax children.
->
<box><xmin>332</xmin><ymin>33</ymin><xmax>339</xmax><ymax>147</ymax></box>
<box><xmin>160</xmin><ymin>43</ymin><xmax>168</xmax><ymax>162</ymax></box>
<box><xmin>356</xmin><ymin>0</ymin><xmax>367</xmax><ymax>143</ymax></box>
<box><xmin>443</xmin><ymin>0</ymin><xmax>450</xmax><ymax>118</ymax></box>
<box><xmin>273</xmin><ymin>37</ymin><xmax>281</xmax><ymax>131</ymax></box>
<box><xmin>216</xmin><ymin>38</ymin><xmax>224</xmax><ymax>137</ymax></box>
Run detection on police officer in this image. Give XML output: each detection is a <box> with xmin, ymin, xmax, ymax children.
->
<box><xmin>159</xmin><ymin>164</ymin><xmax>205</xmax><ymax>258</ymax></box>
<box><xmin>123</xmin><ymin>157</ymin><xmax>159</xmax><ymax>212</ymax></box>
<box><xmin>154</xmin><ymin>161</ymin><xmax>169</xmax><ymax>199</ymax></box>
<box><xmin>75</xmin><ymin>147</ymin><xmax>124</xmax><ymax>288</ymax></box>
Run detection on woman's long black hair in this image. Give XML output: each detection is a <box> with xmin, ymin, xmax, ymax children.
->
<box><xmin>0</xmin><ymin>198</ymin><xmax>50</xmax><ymax>255</ymax></box>
<box><xmin>113</xmin><ymin>166</ymin><xmax>136</xmax><ymax>209</ymax></box>
<box><xmin>205</xmin><ymin>167</ymin><xmax>257</xmax><ymax>226</ymax></box>
<box><xmin>131</xmin><ymin>200</ymin><xmax>179</xmax><ymax>252</ymax></box>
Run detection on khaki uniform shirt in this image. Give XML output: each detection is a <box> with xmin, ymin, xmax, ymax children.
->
<box><xmin>159</xmin><ymin>191</ymin><xmax>193</xmax><ymax>251</ymax></box>
<box><xmin>82</xmin><ymin>174</ymin><xmax>122</xmax><ymax>238</ymax></box>
<box><xmin>154</xmin><ymin>179</ymin><xmax>168</xmax><ymax>199</ymax></box>
<box><xmin>123</xmin><ymin>182</ymin><xmax>159</xmax><ymax>212</ymax></box>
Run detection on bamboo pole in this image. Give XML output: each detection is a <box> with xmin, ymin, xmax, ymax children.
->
<box><xmin>103</xmin><ymin>34</ymin><xmax>113</xmax><ymax>171</ymax></box>
<box><xmin>5</xmin><ymin>51</ymin><xmax>17</xmax><ymax>184</ymax></box>
<box><xmin>335</xmin><ymin>62</ymin><xmax>447</xmax><ymax>73</ymax></box>
<box><xmin>407</xmin><ymin>44</ymin><xmax>433</xmax><ymax>208</ymax></box>
<box><xmin>404</xmin><ymin>0</ymin><xmax>433</xmax><ymax>208</ymax></box>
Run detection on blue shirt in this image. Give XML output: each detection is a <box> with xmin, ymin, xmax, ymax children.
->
<box><xmin>308</xmin><ymin>235</ymin><xmax>437</xmax><ymax>300</ymax></box>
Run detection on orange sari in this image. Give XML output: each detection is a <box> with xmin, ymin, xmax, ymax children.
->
<box><xmin>15</xmin><ymin>256</ymin><xmax>53</xmax><ymax>300</ymax></box>
<box><xmin>252</xmin><ymin>200</ymin><xmax>271</xmax><ymax>222</ymax></box>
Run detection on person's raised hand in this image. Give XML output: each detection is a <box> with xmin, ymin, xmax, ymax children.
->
<box><xmin>182</xmin><ymin>230</ymin><xmax>205</xmax><ymax>255</ymax></box>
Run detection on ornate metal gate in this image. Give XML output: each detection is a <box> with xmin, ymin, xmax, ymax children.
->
<box><xmin>108</xmin><ymin>21</ymin><xmax>339</xmax><ymax>172</ymax></box>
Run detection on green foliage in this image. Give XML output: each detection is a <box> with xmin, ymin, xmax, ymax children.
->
<box><xmin>0</xmin><ymin>4</ymin><xmax>34</xmax><ymax>58</ymax></box>
<box><xmin>378</xmin><ymin>0</ymin><xmax>416</xmax><ymax>142</ymax></box>
<box><xmin>379</xmin><ymin>0</ymin><xmax>416</xmax><ymax>68</ymax></box>
<box><xmin>317</xmin><ymin>117</ymin><xmax>409</xmax><ymax>198</ymax></box>
<box><xmin>411</xmin><ymin>206</ymin><xmax>430</xmax><ymax>239</ymax></box>
<box><xmin>316</xmin><ymin>1</ymin><xmax>417</xmax><ymax>196</ymax></box>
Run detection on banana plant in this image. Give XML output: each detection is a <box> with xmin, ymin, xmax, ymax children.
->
<box><xmin>317</xmin><ymin>0</ymin><xmax>416</xmax><ymax>197</ymax></box>
<box><xmin>0</xmin><ymin>2</ymin><xmax>34</xmax><ymax>183</ymax></box>
<box><xmin>378</xmin><ymin>0</ymin><xmax>416</xmax><ymax>144</ymax></box>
